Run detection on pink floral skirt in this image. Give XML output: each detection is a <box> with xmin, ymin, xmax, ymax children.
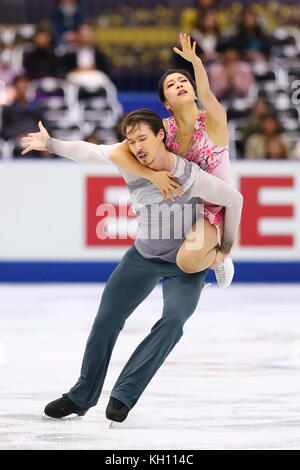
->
<box><xmin>203</xmin><ymin>205</ymin><xmax>224</xmax><ymax>246</ymax></box>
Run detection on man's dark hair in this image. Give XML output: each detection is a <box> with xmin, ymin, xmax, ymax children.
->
<box><xmin>121</xmin><ymin>109</ymin><xmax>166</xmax><ymax>144</ymax></box>
<box><xmin>158</xmin><ymin>69</ymin><xmax>197</xmax><ymax>103</ymax></box>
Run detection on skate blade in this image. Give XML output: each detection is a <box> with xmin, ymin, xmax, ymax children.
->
<box><xmin>108</xmin><ymin>420</ymin><xmax>124</xmax><ymax>429</ymax></box>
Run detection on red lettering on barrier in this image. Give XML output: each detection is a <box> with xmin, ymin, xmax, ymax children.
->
<box><xmin>86</xmin><ymin>177</ymin><xmax>136</xmax><ymax>246</ymax></box>
<box><xmin>240</xmin><ymin>177</ymin><xmax>294</xmax><ymax>246</ymax></box>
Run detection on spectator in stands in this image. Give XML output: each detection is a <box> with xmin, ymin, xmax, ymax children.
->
<box><xmin>0</xmin><ymin>45</ymin><xmax>23</xmax><ymax>87</ymax></box>
<box><xmin>198</xmin><ymin>0</ymin><xmax>216</xmax><ymax>10</ymax></box>
<box><xmin>290</xmin><ymin>142</ymin><xmax>300</xmax><ymax>160</ymax></box>
<box><xmin>245</xmin><ymin>114</ymin><xmax>291</xmax><ymax>159</ymax></box>
<box><xmin>0</xmin><ymin>31</ymin><xmax>25</xmax><ymax>87</ymax></box>
<box><xmin>0</xmin><ymin>75</ymin><xmax>43</xmax><ymax>141</ymax></box>
<box><xmin>208</xmin><ymin>45</ymin><xmax>254</xmax><ymax>101</ymax></box>
<box><xmin>265</xmin><ymin>136</ymin><xmax>288</xmax><ymax>159</ymax></box>
<box><xmin>240</xmin><ymin>95</ymin><xmax>273</xmax><ymax>142</ymax></box>
<box><xmin>23</xmin><ymin>29</ymin><xmax>63</xmax><ymax>80</ymax></box>
<box><xmin>181</xmin><ymin>0</ymin><xmax>220</xmax><ymax>33</ymax></box>
<box><xmin>191</xmin><ymin>10</ymin><xmax>223</xmax><ymax>65</ymax></box>
<box><xmin>195</xmin><ymin>0</ymin><xmax>218</xmax><ymax>15</ymax></box>
<box><xmin>62</xmin><ymin>24</ymin><xmax>110</xmax><ymax>76</ymax></box>
<box><xmin>51</xmin><ymin>0</ymin><xmax>86</xmax><ymax>46</ymax></box>
<box><xmin>114</xmin><ymin>115</ymin><xmax>126</xmax><ymax>142</ymax></box>
<box><xmin>84</xmin><ymin>133</ymin><xmax>102</xmax><ymax>145</ymax></box>
<box><xmin>232</xmin><ymin>9</ymin><xmax>272</xmax><ymax>62</ymax></box>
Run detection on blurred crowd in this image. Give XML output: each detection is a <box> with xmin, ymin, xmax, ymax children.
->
<box><xmin>0</xmin><ymin>0</ymin><xmax>300</xmax><ymax>160</ymax></box>
<box><xmin>176</xmin><ymin>0</ymin><xmax>300</xmax><ymax>160</ymax></box>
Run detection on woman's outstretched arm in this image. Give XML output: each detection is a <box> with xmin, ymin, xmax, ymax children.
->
<box><xmin>173</xmin><ymin>33</ymin><xmax>229</xmax><ymax>146</ymax></box>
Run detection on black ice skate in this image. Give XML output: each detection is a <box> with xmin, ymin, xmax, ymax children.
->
<box><xmin>44</xmin><ymin>394</ymin><xmax>89</xmax><ymax>418</ymax></box>
<box><xmin>106</xmin><ymin>397</ymin><xmax>129</xmax><ymax>423</ymax></box>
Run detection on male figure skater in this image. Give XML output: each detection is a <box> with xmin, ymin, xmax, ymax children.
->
<box><xmin>22</xmin><ymin>109</ymin><xmax>243</xmax><ymax>422</ymax></box>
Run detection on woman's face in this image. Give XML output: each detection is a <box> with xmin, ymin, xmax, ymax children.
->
<box><xmin>163</xmin><ymin>73</ymin><xmax>196</xmax><ymax>110</ymax></box>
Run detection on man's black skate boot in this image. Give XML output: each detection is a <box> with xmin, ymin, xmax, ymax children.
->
<box><xmin>106</xmin><ymin>397</ymin><xmax>129</xmax><ymax>422</ymax></box>
<box><xmin>44</xmin><ymin>394</ymin><xmax>89</xmax><ymax>418</ymax></box>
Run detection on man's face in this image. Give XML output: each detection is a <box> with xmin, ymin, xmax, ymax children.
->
<box><xmin>126</xmin><ymin>122</ymin><xmax>164</xmax><ymax>167</ymax></box>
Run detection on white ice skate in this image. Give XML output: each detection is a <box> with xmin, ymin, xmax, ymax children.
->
<box><xmin>214</xmin><ymin>256</ymin><xmax>234</xmax><ymax>288</ymax></box>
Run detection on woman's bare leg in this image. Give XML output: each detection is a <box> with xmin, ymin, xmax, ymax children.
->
<box><xmin>176</xmin><ymin>218</ymin><xmax>224</xmax><ymax>274</ymax></box>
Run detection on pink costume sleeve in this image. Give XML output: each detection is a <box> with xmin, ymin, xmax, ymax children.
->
<box><xmin>204</xmin><ymin>122</ymin><xmax>231</xmax><ymax>184</ymax></box>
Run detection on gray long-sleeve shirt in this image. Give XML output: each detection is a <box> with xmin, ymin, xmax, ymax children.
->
<box><xmin>46</xmin><ymin>138</ymin><xmax>243</xmax><ymax>261</ymax></box>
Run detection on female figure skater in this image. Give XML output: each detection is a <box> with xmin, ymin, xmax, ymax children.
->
<box><xmin>109</xmin><ymin>33</ymin><xmax>233</xmax><ymax>287</ymax></box>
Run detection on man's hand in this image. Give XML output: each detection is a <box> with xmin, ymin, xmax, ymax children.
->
<box><xmin>21</xmin><ymin>121</ymin><xmax>50</xmax><ymax>155</ymax></box>
<box><xmin>173</xmin><ymin>32</ymin><xmax>200</xmax><ymax>66</ymax></box>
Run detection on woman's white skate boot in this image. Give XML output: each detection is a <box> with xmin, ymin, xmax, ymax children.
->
<box><xmin>214</xmin><ymin>256</ymin><xmax>234</xmax><ymax>288</ymax></box>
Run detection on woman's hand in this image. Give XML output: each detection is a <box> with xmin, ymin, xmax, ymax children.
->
<box><xmin>210</xmin><ymin>250</ymin><xmax>229</xmax><ymax>270</ymax></box>
<box><xmin>21</xmin><ymin>121</ymin><xmax>50</xmax><ymax>154</ymax></box>
<box><xmin>149</xmin><ymin>171</ymin><xmax>184</xmax><ymax>202</ymax></box>
<box><xmin>173</xmin><ymin>32</ymin><xmax>200</xmax><ymax>65</ymax></box>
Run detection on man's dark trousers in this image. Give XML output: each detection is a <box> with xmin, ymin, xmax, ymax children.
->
<box><xmin>66</xmin><ymin>244</ymin><xmax>208</xmax><ymax>411</ymax></box>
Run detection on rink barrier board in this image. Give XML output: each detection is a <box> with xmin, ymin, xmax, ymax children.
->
<box><xmin>0</xmin><ymin>261</ymin><xmax>299</xmax><ymax>283</ymax></box>
<box><xmin>0</xmin><ymin>160</ymin><xmax>299</xmax><ymax>282</ymax></box>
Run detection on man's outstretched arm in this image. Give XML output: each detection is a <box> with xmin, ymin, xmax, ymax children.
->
<box><xmin>22</xmin><ymin>122</ymin><xmax>183</xmax><ymax>201</ymax></box>
<box><xmin>21</xmin><ymin>121</ymin><xmax>121</xmax><ymax>165</ymax></box>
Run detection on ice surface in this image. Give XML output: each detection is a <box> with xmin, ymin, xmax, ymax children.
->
<box><xmin>0</xmin><ymin>283</ymin><xmax>300</xmax><ymax>450</ymax></box>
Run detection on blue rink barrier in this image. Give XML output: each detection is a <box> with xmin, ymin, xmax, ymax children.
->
<box><xmin>118</xmin><ymin>92</ymin><xmax>168</xmax><ymax>117</ymax></box>
<box><xmin>0</xmin><ymin>261</ymin><xmax>299</xmax><ymax>283</ymax></box>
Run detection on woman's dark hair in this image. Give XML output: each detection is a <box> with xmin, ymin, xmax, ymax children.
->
<box><xmin>158</xmin><ymin>69</ymin><xmax>197</xmax><ymax>103</ymax></box>
<box><xmin>121</xmin><ymin>109</ymin><xmax>166</xmax><ymax>144</ymax></box>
